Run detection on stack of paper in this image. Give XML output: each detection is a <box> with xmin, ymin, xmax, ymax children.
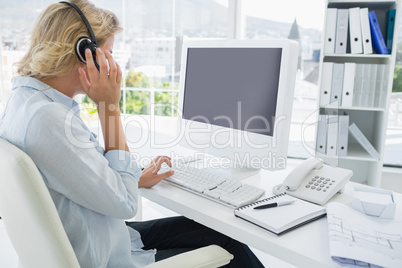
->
<box><xmin>326</xmin><ymin>202</ymin><xmax>402</xmax><ymax>268</ymax></box>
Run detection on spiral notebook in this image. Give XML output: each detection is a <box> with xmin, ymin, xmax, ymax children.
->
<box><xmin>234</xmin><ymin>194</ymin><xmax>326</xmax><ymax>235</ymax></box>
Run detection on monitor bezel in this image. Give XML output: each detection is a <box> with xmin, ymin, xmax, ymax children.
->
<box><xmin>176</xmin><ymin>39</ymin><xmax>299</xmax><ymax>171</ymax></box>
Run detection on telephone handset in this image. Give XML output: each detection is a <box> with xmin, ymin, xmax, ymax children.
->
<box><xmin>273</xmin><ymin>158</ymin><xmax>353</xmax><ymax>205</ymax></box>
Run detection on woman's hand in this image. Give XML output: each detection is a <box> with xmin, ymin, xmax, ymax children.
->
<box><xmin>78</xmin><ymin>48</ymin><xmax>122</xmax><ymax>107</ymax></box>
<box><xmin>78</xmin><ymin>44</ymin><xmax>127</xmax><ymax>152</ymax></box>
<box><xmin>139</xmin><ymin>156</ymin><xmax>175</xmax><ymax>188</ymax></box>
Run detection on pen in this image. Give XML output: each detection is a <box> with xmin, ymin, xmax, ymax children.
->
<box><xmin>253</xmin><ymin>200</ymin><xmax>295</xmax><ymax>210</ymax></box>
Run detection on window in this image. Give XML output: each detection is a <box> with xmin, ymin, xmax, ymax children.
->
<box><xmin>118</xmin><ymin>0</ymin><xmax>228</xmax><ymax>120</ymax></box>
<box><xmin>243</xmin><ymin>0</ymin><xmax>324</xmax><ymax>160</ymax></box>
<box><xmin>387</xmin><ymin>46</ymin><xmax>402</xmax><ymax>167</ymax></box>
<box><xmin>0</xmin><ymin>0</ymin><xmax>401</xmax><ymax>167</ymax></box>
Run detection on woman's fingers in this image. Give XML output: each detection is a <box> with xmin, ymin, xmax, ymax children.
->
<box><xmin>105</xmin><ymin>50</ymin><xmax>117</xmax><ymax>78</ymax></box>
<box><xmin>156</xmin><ymin>170</ymin><xmax>174</xmax><ymax>180</ymax></box>
<box><xmin>82</xmin><ymin>47</ymin><xmax>123</xmax><ymax>106</ymax></box>
<box><xmin>95</xmin><ymin>48</ymin><xmax>109</xmax><ymax>76</ymax></box>
<box><xmin>146</xmin><ymin>156</ymin><xmax>172</xmax><ymax>174</ymax></box>
<box><xmin>116</xmin><ymin>63</ymin><xmax>122</xmax><ymax>85</ymax></box>
<box><xmin>154</xmin><ymin>156</ymin><xmax>172</xmax><ymax>174</ymax></box>
<box><xmin>85</xmin><ymin>49</ymin><xmax>98</xmax><ymax>83</ymax></box>
<box><xmin>139</xmin><ymin>156</ymin><xmax>175</xmax><ymax>188</ymax></box>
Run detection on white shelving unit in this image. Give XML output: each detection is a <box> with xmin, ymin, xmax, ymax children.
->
<box><xmin>316</xmin><ymin>0</ymin><xmax>401</xmax><ymax>187</ymax></box>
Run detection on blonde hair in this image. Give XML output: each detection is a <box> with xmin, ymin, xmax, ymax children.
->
<box><xmin>16</xmin><ymin>0</ymin><xmax>122</xmax><ymax>78</ymax></box>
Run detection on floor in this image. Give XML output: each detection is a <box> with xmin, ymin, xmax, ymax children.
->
<box><xmin>0</xmin><ymin>198</ymin><xmax>296</xmax><ymax>268</ymax></box>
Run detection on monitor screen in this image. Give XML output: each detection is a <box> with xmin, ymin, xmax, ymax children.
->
<box><xmin>182</xmin><ymin>47</ymin><xmax>282</xmax><ymax>137</ymax></box>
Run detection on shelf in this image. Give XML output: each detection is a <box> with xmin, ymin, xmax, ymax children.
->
<box><xmin>316</xmin><ymin>0</ymin><xmax>400</xmax><ymax>186</ymax></box>
<box><xmin>320</xmin><ymin>105</ymin><xmax>386</xmax><ymax>112</ymax></box>
<box><xmin>324</xmin><ymin>54</ymin><xmax>391</xmax><ymax>59</ymax></box>
<box><xmin>328</xmin><ymin>1</ymin><xmax>396</xmax><ymax>9</ymax></box>
<box><xmin>318</xmin><ymin>143</ymin><xmax>379</xmax><ymax>162</ymax></box>
<box><xmin>323</xmin><ymin>54</ymin><xmax>391</xmax><ymax>64</ymax></box>
<box><xmin>345</xmin><ymin>143</ymin><xmax>380</xmax><ymax>161</ymax></box>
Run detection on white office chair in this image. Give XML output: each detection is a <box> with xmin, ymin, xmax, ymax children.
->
<box><xmin>0</xmin><ymin>138</ymin><xmax>233</xmax><ymax>268</ymax></box>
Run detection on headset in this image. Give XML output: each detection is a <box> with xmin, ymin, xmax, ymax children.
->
<box><xmin>59</xmin><ymin>1</ymin><xmax>100</xmax><ymax>71</ymax></box>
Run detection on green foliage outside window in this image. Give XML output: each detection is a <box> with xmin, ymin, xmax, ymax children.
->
<box><xmin>125</xmin><ymin>69</ymin><xmax>150</xmax><ymax>88</ymax></box>
<box><xmin>394</xmin><ymin>42</ymin><xmax>402</xmax><ymax>92</ymax></box>
<box><xmin>123</xmin><ymin>90</ymin><xmax>151</xmax><ymax>115</ymax></box>
<box><xmin>82</xmin><ymin>68</ymin><xmax>178</xmax><ymax>116</ymax></box>
<box><xmin>393</xmin><ymin>65</ymin><xmax>402</xmax><ymax>93</ymax></box>
<box><xmin>155</xmin><ymin>92</ymin><xmax>179</xmax><ymax>117</ymax></box>
<box><xmin>118</xmin><ymin>69</ymin><xmax>150</xmax><ymax>114</ymax></box>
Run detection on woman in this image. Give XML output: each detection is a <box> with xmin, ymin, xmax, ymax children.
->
<box><xmin>0</xmin><ymin>0</ymin><xmax>264</xmax><ymax>267</ymax></box>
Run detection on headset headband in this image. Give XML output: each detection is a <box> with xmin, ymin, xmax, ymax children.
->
<box><xmin>59</xmin><ymin>1</ymin><xmax>98</xmax><ymax>45</ymax></box>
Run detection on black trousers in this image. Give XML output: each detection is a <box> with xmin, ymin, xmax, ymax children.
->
<box><xmin>126</xmin><ymin>216</ymin><xmax>265</xmax><ymax>267</ymax></box>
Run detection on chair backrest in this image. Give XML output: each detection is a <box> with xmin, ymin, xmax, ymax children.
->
<box><xmin>0</xmin><ymin>138</ymin><xmax>80</xmax><ymax>268</ymax></box>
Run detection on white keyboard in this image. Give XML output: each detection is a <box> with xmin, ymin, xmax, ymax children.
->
<box><xmin>159</xmin><ymin>164</ymin><xmax>265</xmax><ymax>208</ymax></box>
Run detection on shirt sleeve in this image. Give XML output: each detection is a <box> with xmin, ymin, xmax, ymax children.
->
<box><xmin>25</xmin><ymin>103</ymin><xmax>141</xmax><ymax>219</ymax></box>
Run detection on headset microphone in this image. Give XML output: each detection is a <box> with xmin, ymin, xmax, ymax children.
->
<box><xmin>59</xmin><ymin>1</ymin><xmax>100</xmax><ymax>71</ymax></box>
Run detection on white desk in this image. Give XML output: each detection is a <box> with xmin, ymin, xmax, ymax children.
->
<box><xmin>123</xmin><ymin>123</ymin><xmax>401</xmax><ymax>267</ymax></box>
<box><xmin>139</xmin><ymin>163</ymin><xmax>402</xmax><ymax>268</ymax></box>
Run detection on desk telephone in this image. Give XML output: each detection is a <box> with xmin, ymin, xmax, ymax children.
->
<box><xmin>273</xmin><ymin>158</ymin><xmax>353</xmax><ymax>205</ymax></box>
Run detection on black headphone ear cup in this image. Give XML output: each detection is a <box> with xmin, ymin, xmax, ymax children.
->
<box><xmin>76</xmin><ymin>38</ymin><xmax>92</xmax><ymax>63</ymax></box>
<box><xmin>76</xmin><ymin>38</ymin><xmax>99</xmax><ymax>71</ymax></box>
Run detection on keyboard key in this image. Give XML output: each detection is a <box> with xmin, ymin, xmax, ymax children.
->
<box><xmin>161</xmin><ymin>165</ymin><xmax>265</xmax><ymax>207</ymax></box>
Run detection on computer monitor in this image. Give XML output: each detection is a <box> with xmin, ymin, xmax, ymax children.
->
<box><xmin>176</xmin><ymin>39</ymin><xmax>298</xmax><ymax>179</ymax></box>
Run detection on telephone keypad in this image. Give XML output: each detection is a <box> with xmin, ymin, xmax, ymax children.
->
<box><xmin>306</xmin><ymin>176</ymin><xmax>334</xmax><ymax>193</ymax></box>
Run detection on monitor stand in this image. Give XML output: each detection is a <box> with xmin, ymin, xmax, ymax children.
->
<box><xmin>175</xmin><ymin>150</ymin><xmax>260</xmax><ymax>180</ymax></box>
<box><xmin>203</xmin><ymin>160</ymin><xmax>260</xmax><ymax>181</ymax></box>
